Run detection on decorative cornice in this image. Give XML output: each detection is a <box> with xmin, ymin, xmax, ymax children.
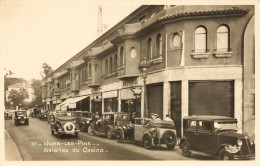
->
<box><xmin>111</xmin><ymin>7</ymin><xmax>249</xmax><ymax>43</ymax></box>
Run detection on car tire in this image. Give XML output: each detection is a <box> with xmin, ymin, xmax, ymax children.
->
<box><xmin>51</xmin><ymin>130</ymin><xmax>54</xmax><ymax>135</ymax></box>
<box><xmin>117</xmin><ymin>130</ymin><xmax>124</xmax><ymax>143</ymax></box>
<box><xmin>163</xmin><ymin>130</ymin><xmax>176</xmax><ymax>149</ymax></box>
<box><xmin>57</xmin><ymin>132</ymin><xmax>62</xmax><ymax>138</ymax></box>
<box><xmin>182</xmin><ymin>140</ymin><xmax>191</xmax><ymax>157</ymax></box>
<box><xmin>106</xmin><ymin>128</ymin><xmax>113</xmax><ymax>140</ymax></box>
<box><xmin>75</xmin><ymin>132</ymin><xmax>79</xmax><ymax>138</ymax></box>
<box><xmin>143</xmin><ymin>134</ymin><xmax>153</xmax><ymax>150</ymax></box>
<box><xmin>219</xmin><ymin>149</ymin><xmax>233</xmax><ymax>160</ymax></box>
<box><xmin>88</xmin><ymin>126</ymin><xmax>95</xmax><ymax>136</ymax></box>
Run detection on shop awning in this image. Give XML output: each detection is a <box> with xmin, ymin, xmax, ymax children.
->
<box><xmin>59</xmin><ymin>96</ymin><xmax>89</xmax><ymax>109</ymax></box>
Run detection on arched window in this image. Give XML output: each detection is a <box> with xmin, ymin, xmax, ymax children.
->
<box><xmin>82</xmin><ymin>70</ymin><xmax>85</xmax><ymax>82</ymax></box>
<box><xmin>147</xmin><ymin>38</ymin><xmax>153</xmax><ymax>59</ymax></box>
<box><xmin>120</xmin><ymin>46</ymin><xmax>124</xmax><ymax>67</ymax></box>
<box><xmin>156</xmin><ymin>34</ymin><xmax>162</xmax><ymax>57</ymax></box>
<box><xmin>195</xmin><ymin>26</ymin><xmax>207</xmax><ymax>53</ymax></box>
<box><xmin>85</xmin><ymin>67</ymin><xmax>88</xmax><ymax>80</ymax></box>
<box><xmin>172</xmin><ymin>34</ymin><xmax>181</xmax><ymax>48</ymax></box>
<box><xmin>105</xmin><ymin>59</ymin><xmax>108</xmax><ymax>74</ymax></box>
<box><xmin>89</xmin><ymin>63</ymin><xmax>92</xmax><ymax>78</ymax></box>
<box><xmin>110</xmin><ymin>57</ymin><xmax>113</xmax><ymax>73</ymax></box>
<box><xmin>114</xmin><ymin>54</ymin><xmax>118</xmax><ymax>71</ymax></box>
<box><xmin>217</xmin><ymin>25</ymin><xmax>230</xmax><ymax>52</ymax></box>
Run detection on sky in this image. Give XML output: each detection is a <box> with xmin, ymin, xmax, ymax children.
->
<box><xmin>0</xmin><ymin>0</ymin><xmax>140</xmax><ymax>80</ymax></box>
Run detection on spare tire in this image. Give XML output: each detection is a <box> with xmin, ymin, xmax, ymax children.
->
<box><xmin>163</xmin><ymin>130</ymin><xmax>176</xmax><ymax>149</ymax></box>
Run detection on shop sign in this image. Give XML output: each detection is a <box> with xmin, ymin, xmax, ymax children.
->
<box><xmin>131</xmin><ymin>87</ymin><xmax>142</xmax><ymax>98</ymax></box>
<box><xmin>103</xmin><ymin>91</ymin><xmax>117</xmax><ymax>98</ymax></box>
<box><xmin>123</xmin><ymin>78</ymin><xmax>138</xmax><ymax>87</ymax></box>
<box><xmin>92</xmin><ymin>93</ymin><xmax>102</xmax><ymax>101</ymax></box>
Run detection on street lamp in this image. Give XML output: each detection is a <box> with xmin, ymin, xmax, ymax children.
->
<box><xmin>139</xmin><ymin>57</ymin><xmax>151</xmax><ymax>118</ymax></box>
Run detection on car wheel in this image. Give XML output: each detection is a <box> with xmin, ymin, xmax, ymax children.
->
<box><xmin>88</xmin><ymin>126</ymin><xmax>95</xmax><ymax>136</ymax></box>
<box><xmin>219</xmin><ymin>149</ymin><xmax>233</xmax><ymax>160</ymax></box>
<box><xmin>117</xmin><ymin>130</ymin><xmax>124</xmax><ymax>143</ymax></box>
<box><xmin>143</xmin><ymin>134</ymin><xmax>153</xmax><ymax>150</ymax></box>
<box><xmin>182</xmin><ymin>140</ymin><xmax>191</xmax><ymax>157</ymax></box>
<box><xmin>106</xmin><ymin>128</ymin><xmax>113</xmax><ymax>140</ymax></box>
<box><xmin>75</xmin><ymin>132</ymin><xmax>79</xmax><ymax>138</ymax></box>
<box><xmin>51</xmin><ymin>130</ymin><xmax>54</xmax><ymax>135</ymax></box>
<box><xmin>163</xmin><ymin>131</ymin><xmax>176</xmax><ymax>149</ymax></box>
<box><xmin>57</xmin><ymin>132</ymin><xmax>62</xmax><ymax>138</ymax></box>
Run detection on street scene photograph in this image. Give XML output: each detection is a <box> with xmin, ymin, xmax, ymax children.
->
<box><xmin>1</xmin><ymin>0</ymin><xmax>257</xmax><ymax>162</ymax></box>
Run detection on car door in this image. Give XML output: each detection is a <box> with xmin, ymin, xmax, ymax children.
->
<box><xmin>184</xmin><ymin>120</ymin><xmax>199</xmax><ymax>148</ymax></box>
<box><xmin>197</xmin><ymin>121</ymin><xmax>216</xmax><ymax>152</ymax></box>
<box><xmin>134</xmin><ymin>119</ymin><xmax>145</xmax><ymax>142</ymax></box>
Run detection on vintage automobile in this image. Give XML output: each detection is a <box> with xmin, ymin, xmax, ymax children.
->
<box><xmin>75</xmin><ymin>111</ymin><xmax>94</xmax><ymax>132</ymax></box>
<box><xmin>88</xmin><ymin>112</ymin><xmax>131</xmax><ymax>139</ymax></box>
<box><xmin>30</xmin><ymin>108</ymin><xmax>40</xmax><ymax>118</ymax></box>
<box><xmin>179</xmin><ymin>116</ymin><xmax>255</xmax><ymax>160</ymax></box>
<box><xmin>14</xmin><ymin>110</ymin><xmax>29</xmax><ymax>125</ymax></box>
<box><xmin>116</xmin><ymin>118</ymin><xmax>177</xmax><ymax>150</ymax></box>
<box><xmin>50</xmin><ymin>111</ymin><xmax>79</xmax><ymax>138</ymax></box>
<box><xmin>4</xmin><ymin>110</ymin><xmax>12</xmax><ymax>120</ymax></box>
<box><xmin>39</xmin><ymin>110</ymin><xmax>48</xmax><ymax>121</ymax></box>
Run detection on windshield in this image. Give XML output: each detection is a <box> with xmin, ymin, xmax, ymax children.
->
<box><xmin>214</xmin><ymin>122</ymin><xmax>238</xmax><ymax>131</ymax></box>
<box><xmin>82</xmin><ymin>113</ymin><xmax>92</xmax><ymax>118</ymax></box>
<box><xmin>17</xmin><ymin>112</ymin><xmax>26</xmax><ymax>116</ymax></box>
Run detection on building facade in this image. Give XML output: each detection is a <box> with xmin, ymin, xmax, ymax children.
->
<box><xmin>42</xmin><ymin>5</ymin><xmax>255</xmax><ymax>139</ymax></box>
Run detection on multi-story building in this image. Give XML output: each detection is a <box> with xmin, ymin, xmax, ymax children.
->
<box><xmin>42</xmin><ymin>5</ymin><xmax>255</xmax><ymax>139</ymax></box>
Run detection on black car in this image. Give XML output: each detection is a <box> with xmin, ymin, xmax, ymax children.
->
<box><xmin>88</xmin><ymin>112</ymin><xmax>131</xmax><ymax>139</ymax></box>
<box><xmin>75</xmin><ymin>111</ymin><xmax>94</xmax><ymax>132</ymax></box>
<box><xmin>50</xmin><ymin>111</ymin><xmax>79</xmax><ymax>138</ymax></box>
<box><xmin>39</xmin><ymin>110</ymin><xmax>48</xmax><ymax>121</ymax></box>
<box><xmin>179</xmin><ymin>116</ymin><xmax>255</xmax><ymax>160</ymax></box>
<box><xmin>4</xmin><ymin>111</ymin><xmax>12</xmax><ymax>120</ymax></box>
<box><xmin>14</xmin><ymin>110</ymin><xmax>29</xmax><ymax>125</ymax></box>
<box><xmin>30</xmin><ymin>108</ymin><xmax>40</xmax><ymax>118</ymax></box>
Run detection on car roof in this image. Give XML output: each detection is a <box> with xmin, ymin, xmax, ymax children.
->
<box><xmin>183</xmin><ymin>115</ymin><xmax>237</xmax><ymax>121</ymax></box>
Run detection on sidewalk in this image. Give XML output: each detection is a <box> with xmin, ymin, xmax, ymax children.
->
<box><xmin>5</xmin><ymin>130</ymin><xmax>23</xmax><ymax>161</ymax></box>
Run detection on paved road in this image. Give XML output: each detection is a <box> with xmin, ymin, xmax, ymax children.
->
<box><xmin>5</xmin><ymin>113</ymin><xmax>212</xmax><ymax>160</ymax></box>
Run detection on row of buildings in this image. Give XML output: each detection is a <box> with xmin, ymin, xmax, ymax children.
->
<box><xmin>41</xmin><ymin>5</ymin><xmax>255</xmax><ymax>139</ymax></box>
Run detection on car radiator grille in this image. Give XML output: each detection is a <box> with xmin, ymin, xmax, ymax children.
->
<box><xmin>20</xmin><ymin>116</ymin><xmax>25</xmax><ymax>121</ymax></box>
<box><xmin>241</xmin><ymin>139</ymin><xmax>253</xmax><ymax>155</ymax></box>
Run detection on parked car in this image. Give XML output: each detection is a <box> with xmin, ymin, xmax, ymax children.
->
<box><xmin>50</xmin><ymin>111</ymin><xmax>79</xmax><ymax>138</ymax></box>
<box><xmin>116</xmin><ymin>118</ymin><xmax>177</xmax><ymax>150</ymax></box>
<box><xmin>179</xmin><ymin>116</ymin><xmax>255</xmax><ymax>160</ymax></box>
<box><xmin>14</xmin><ymin>110</ymin><xmax>29</xmax><ymax>125</ymax></box>
<box><xmin>39</xmin><ymin>110</ymin><xmax>48</xmax><ymax>121</ymax></box>
<box><xmin>4</xmin><ymin>110</ymin><xmax>12</xmax><ymax>120</ymax></box>
<box><xmin>88</xmin><ymin>112</ymin><xmax>131</xmax><ymax>139</ymax></box>
<box><xmin>75</xmin><ymin>111</ymin><xmax>94</xmax><ymax>132</ymax></box>
<box><xmin>30</xmin><ymin>108</ymin><xmax>40</xmax><ymax>118</ymax></box>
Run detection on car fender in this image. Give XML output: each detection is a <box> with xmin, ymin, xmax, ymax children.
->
<box><xmin>142</xmin><ymin>132</ymin><xmax>153</xmax><ymax>142</ymax></box>
<box><xmin>179</xmin><ymin>137</ymin><xmax>190</xmax><ymax>149</ymax></box>
<box><xmin>106</xmin><ymin>125</ymin><xmax>115</xmax><ymax>134</ymax></box>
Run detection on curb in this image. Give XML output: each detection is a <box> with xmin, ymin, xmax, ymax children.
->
<box><xmin>5</xmin><ymin>130</ymin><xmax>23</xmax><ymax>161</ymax></box>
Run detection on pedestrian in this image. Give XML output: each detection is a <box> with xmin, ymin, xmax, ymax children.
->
<box><xmin>164</xmin><ymin>114</ymin><xmax>173</xmax><ymax>121</ymax></box>
<box><xmin>151</xmin><ymin>113</ymin><xmax>161</xmax><ymax>120</ymax></box>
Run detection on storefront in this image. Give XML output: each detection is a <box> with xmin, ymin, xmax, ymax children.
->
<box><xmin>147</xmin><ymin>83</ymin><xmax>163</xmax><ymax>119</ymax></box>
<box><xmin>91</xmin><ymin>93</ymin><xmax>102</xmax><ymax>114</ymax></box>
<box><xmin>120</xmin><ymin>88</ymin><xmax>141</xmax><ymax>121</ymax></box>
<box><xmin>103</xmin><ymin>91</ymin><xmax>118</xmax><ymax>112</ymax></box>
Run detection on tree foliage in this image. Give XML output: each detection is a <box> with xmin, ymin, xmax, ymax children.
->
<box><xmin>40</xmin><ymin>63</ymin><xmax>53</xmax><ymax>78</ymax></box>
<box><xmin>8</xmin><ymin>88</ymin><xmax>29</xmax><ymax>107</ymax></box>
<box><xmin>30</xmin><ymin>79</ymin><xmax>42</xmax><ymax>107</ymax></box>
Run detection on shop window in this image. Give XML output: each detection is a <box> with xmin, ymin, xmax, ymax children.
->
<box><xmin>110</xmin><ymin>57</ymin><xmax>113</xmax><ymax>73</ymax></box>
<box><xmin>156</xmin><ymin>34</ymin><xmax>162</xmax><ymax>57</ymax></box>
<box><xmin>114</xmin><ymin>54</ymin><xmax>118</xmax><ymax>71</ymax></box>
<box><xmin>195</xmin><ymin>26</ymin><xmax>207</xmax><ymax>53</ymax></box>
<box><xmin>89</xmin><ymin>63</ymin><xmax>92</xmax><ymax>78</ymax></box>
<box><xmin>120</xmin><ymin>46</ymin><xmax>124</xmax><ymax>67</ymax></box>
<box><xmin>105</xmin><ymin>59</ymin><xmax>108</xmax><ymax>74</ymax></box>
<box><xmin>217</xmin><ymin>25</ymin><xmax>230</xmax><ymax>52</ymax></box>
<box><xmin>147</xmin><ymin>38</ymin><xmax>153</xmax><ymax>60</ymax></box>
<box><xmin>104</xmin><ymin>98</ymin><xmax>118</xmax><ymax>112</ymax></box>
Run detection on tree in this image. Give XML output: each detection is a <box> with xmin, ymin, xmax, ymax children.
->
<box><xmin>8</xmin><ymin>88</ymin><xmax>29</xmax><ymax>108</ymax></box>
<box><xmin>30</xmin><ymin>79</ymin><xmax>42</xmax><ymax>107</ymax></box>
<box><xmin>40</xmin><ymin>63</ymin><xmax>53</xmax><ymax>78</ymax></box>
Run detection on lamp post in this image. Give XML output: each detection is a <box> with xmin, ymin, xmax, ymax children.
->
<box><xmin>139</xmin><ymin>57</ymin><xmax>151</xmax><ymax>118</ymax></box>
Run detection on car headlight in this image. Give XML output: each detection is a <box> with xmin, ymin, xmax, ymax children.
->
<box><xmin>225</xmin><ymin>145</ymin><xmax>241</xmax><ymax>153</ymax></box>
<box><xmin>18</xmin><ymin>117</ymin><xmax>21</xmax><ymax>119</ymax></box>
<box><xmin>86</xmin><ymin>121</ymin><xmax>89</xmax><ymax>123</ymax></box>
<box><xmin>237</xmin><ymin>140</ymin><xmax>243</xmax><ymax>146</ymax></box>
